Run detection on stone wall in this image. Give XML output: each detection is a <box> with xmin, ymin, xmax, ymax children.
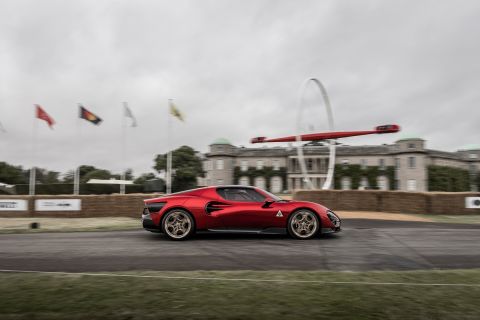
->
<box><xmin>293</xmin><ymin>190</ymin><xmax>480</xmax><ymax>215</ymax></box>
<box><xmin>0</xmin><ymin>194</ymin><xmax>162</xmax><ymax>218</ymax></box>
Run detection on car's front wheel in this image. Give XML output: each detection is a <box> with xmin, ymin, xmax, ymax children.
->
<box><xmin>287</xmin><ymin>209</ymin><xmax>319</xmax><ymax>239</ymax></box>
<box><xmin>161</xmin><ymin>209</ymin><xmax>195</xmax><ymax>240</ymax></box>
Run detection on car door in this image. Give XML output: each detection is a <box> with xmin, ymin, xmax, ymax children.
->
<box><xmin>213</xmin><ymin>187</ymin><xmax>279</xmax><ymax>229</ymax></box>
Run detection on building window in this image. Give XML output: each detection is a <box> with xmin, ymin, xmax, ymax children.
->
<box><xmin>239</xmin><ymin>176</ymin><xmax>249</xmax><ymax>186</ymax></box>
<box><xmin>407</xmin><ymin>179</ymin><xmax>417</xmax><ymax>191</ymax></box>
<box><xmin>307</xmin><ymin>159</ymin><xmax>313</xmax><ymax>171</ymax></box>
<box><xmin>341</xmin><ymin>177</ymin><xmax>351</xmax><ymax>190</ymax></box>
<box><xmin>294</xmin><ymin>178</ymin><xmax>301</xmax><ymax>190</ymax></box>
<box><xmin>290</xmin><ymin>158</ymin><xmax>298</xmax><ymax>171</ymax></box>
<box><xmin>270</xmin><ymin>176</ymin><xmax>282</xmax><ymax>193</ymax></box>
<box><xmin>377</xmin><ymin>176</ymin><xmax>388</xmax><ymax>191</ymax></box>
<box><xmin>379</xmin><ymin>158</ymin><xmax>385</xmax><ymax>170</ymax></box>
<box><xmin>408</xmin><ymin>157</ymin><xmax>416</xmax><ymax>169</ymax></box>
<box><xmin>216</xmin><ymin>159</ymin><xmax>224</xmax><ymax>170</ymax></box>
<box><xmin>217</xmin><ymin>179</ymin><xmax>224</xmax><ymax>185</ymax></box>
<box><xmin>240</xmin><ymin>160</ymin><xmax>248</xmax><ymax>172</ymax></box>
<box><xmin>256</xmin><ymin>160</ymin><xmax>264</xmax><ymax>170</ymax></box>
<box><xmin>408</xmin><ymin>143</ymin><xmax>415</xmax><ymax>149</ymax></box>
<box><xmin>395</xmin><ymin>158</ymin><xmax>400</xmax><ymax>169</ymax></box>
<box><xmin>273</xmin><ymin>160</ymin><xmax>280</xmax><ymax>171</ymax></box>
<box><xmin>360</xmin><ymin>159</ymin><xmax>367</xmax><ymax>169</ymax></box>
<box><xmin>360</xmin><ymin>177</ymin><xmax>369</xmax><ymax>190</ymax></box>
<box><xmin>254</xmin><ymin>176</ymin><xmax>266</xmax><ymax>190</ymax></box>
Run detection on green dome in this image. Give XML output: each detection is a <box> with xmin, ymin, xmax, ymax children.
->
<box><xmin>211</xmin><ymin>137</ymin><xmax>232</xmax><ymax>145</ymax></box>
<box><xmin>396</xmin><ymin>133</ymin><xmax>423</xmax><ymax>141</ymax></box>
<box><xmin>458</xmin><ymin>144</ymin><xmax>480</xmax><ymax>151</ymax></box>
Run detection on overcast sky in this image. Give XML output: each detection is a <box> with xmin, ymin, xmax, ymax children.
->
<box><xmin>1</xmin><ymin>0</ymin><xmax>479</xmax><ymax>177</ymax></box>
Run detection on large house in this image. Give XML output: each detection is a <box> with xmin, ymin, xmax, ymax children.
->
<box><xmin>198</xmin><ymin>137</ymin><xmax>480</xmax><ymax>193</ymax></box>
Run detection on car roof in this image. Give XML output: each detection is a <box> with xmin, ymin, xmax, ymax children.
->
<box><xmin>215</xmin><ymin>185</ymin><xmax>256</xmax><ymax>189</ymax></box>
<box><xmin>166</xmin><ymin>185</ymin><xmax>256</xmax><ymax>197</ymax></box>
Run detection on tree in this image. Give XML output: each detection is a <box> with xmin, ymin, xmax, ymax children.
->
<box><xmin>154</xmin><ymin>146</ymin><xmax>204</xmax><ymax>192</ymax></box>
<box><xmin>0</xmin><ymin>162</ymin><xmax>28</xmax><ymax>184</ymax></box>
<box><xmin>82</xmin><ymin>169</ymin><xmax>112</xmax><ymax>183</ymax></box>
<box><xmin>428</xmin><ymin>165</ymin><xmax>470</xmax><ymax>192</ymax></box>
<box><xmin>62</xmin><ymin>166</ymin><xmax>113</xmax><ymax>184</ymax></box>
<box><xmin>35</xmin><ymin>168</ymin><xmax>60</xmax><ymax>184</ymax></box>
<box><xmin>134</xmin><ymin>173</ymin><xmax>157</xmax><ymax>185</ymax></box>
<box><xmin>124</xmin><ymin>168</ymin><xmax>134</xmax><ymax>180</ymax></box>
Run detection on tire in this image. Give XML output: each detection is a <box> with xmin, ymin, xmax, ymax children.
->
<box><xmin>287</xmin><ymin>209</ymin><xmax>320</xmax><ymax>240</ymax></box>
<box><xmin>161</xmin><ymin>209</ymin><xmax>195</xmax><ymax>240</ymax></box>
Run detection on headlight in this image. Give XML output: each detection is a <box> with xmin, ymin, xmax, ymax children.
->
<box><xmin>327</xmin><ymin>210</ymin><xmax>340</xmax><ymax>226</ymax></box>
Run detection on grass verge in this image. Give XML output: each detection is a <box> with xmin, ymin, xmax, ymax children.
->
<box><xmin>417</xmin><ymin>214</ymin><xmax>480</xmax><ymax>224</ymax></box>
<box><xmin>1</xmin><ymin>269</ymin><xmax>479</xmax><ymax>319</ymax></box>
<box><xmin>0</xmin><ymin>217</ymin><xmax>140</xmax><ymax>234</ymax></box>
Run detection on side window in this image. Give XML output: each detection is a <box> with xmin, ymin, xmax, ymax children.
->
<box><xmin>408</xmin><ymin>156</ymin><xmax>416</xmax><ymax>169</ymax></box>
<box><xmin>216</xmin><ymin>188</ymin><xmax>266</xmax><ymax>202</ymax></box>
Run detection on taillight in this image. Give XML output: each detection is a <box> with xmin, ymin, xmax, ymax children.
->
<box><xmin>147</xmin><ymin>202</ymin><xmax>166</xmax><ymax>213</ymax></box>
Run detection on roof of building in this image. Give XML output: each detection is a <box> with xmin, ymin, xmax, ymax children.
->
<box><xmin>232</xmin><ymin>144</ymin><xmax>394</xmax><ymax>157</ymax></box>
<box><xmin>211</xmin><ymin>138</ymin><xmax>232</xmax><ymax>145</ymax></box>
<box><xmin>426</xmin><ymin>149</ymin><xmax>463</xmax><ymax>161</ymax></box>
<box><xmin>458</xmin><ymin>144</ymin><xmax>480</xmax><ymax>151</ymax></box>
<box><xmin>234</xmin><ymin>147</ymin><xmax>289</xmax><ymax>157</ymax></box>
<box><xmin>395</xmin><ymin>133</ymin><xmax>424</xmax><ymax>141</ymax></box>
<box><xmin>301</xmin><ymin>145</ymin><xmax>392</xmax><ymax>156</ymax></box>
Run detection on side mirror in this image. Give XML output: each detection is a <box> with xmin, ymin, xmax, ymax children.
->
<box><xmin>262</xmin><ymin>197</ymin><xmax>275</xmax><ymax>208</ymax></box>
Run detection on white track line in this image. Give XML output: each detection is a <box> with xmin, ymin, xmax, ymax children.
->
<box><xmin>0</xmin><ymin>269</ymin><xmax>479</xmax><ymax>287</ymax></box>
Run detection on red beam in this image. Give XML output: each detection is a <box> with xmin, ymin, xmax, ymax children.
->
<box><xmin>251</xmin><ymin>124</ymin><xmax>400</xmax><ymax>144</ymax></box>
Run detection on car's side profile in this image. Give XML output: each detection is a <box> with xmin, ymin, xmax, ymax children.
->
<box><xmin>142</xmin><ymin>186</ymin><xmax>340</xmax><ymax>240</ymax></box>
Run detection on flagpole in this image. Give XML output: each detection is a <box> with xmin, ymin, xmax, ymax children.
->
<box><xmin>166</xmin><ymin>99</ymin><xmax>173</xmax><ymax>194</ymax></box>
<box><xmin>29</xmin><ymin>105</ymin><xmax>38</xmax><ymax>196</ymax></box>
<box><xmin>120</xmin><ymin>102</ymin><xmax>127</xmax><ymax>194</ymax></box>
<box><xmin>73</xmin><ymin>104</ymin><xmax>81</xmax><ymax>195</ymax></box>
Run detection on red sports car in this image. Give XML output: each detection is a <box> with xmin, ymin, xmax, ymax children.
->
<box><xmin>142</xmin><ymin>186</ymin><xmax>341</xmax><ymax>240</ymax></box>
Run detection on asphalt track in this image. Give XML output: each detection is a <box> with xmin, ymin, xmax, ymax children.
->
<box><xmin>1</xmin><ymin>219</ymin><xmax>479</xmax><ymax>272</ymax></box>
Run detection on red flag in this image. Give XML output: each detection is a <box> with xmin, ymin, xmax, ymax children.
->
<box><xmin>35</xmin><ymin>104</ymin><xmax>55</xmax><ymax>128</ymax></box>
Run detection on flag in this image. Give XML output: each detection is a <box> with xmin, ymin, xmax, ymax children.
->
<box><xmin>124</xmin><ymin>103</ymin><xmax>137</xmax><ymax>127</ymax></box>
<box><xmin>79</xmin><ymin>105</ymin><xmax>102</xmax><ymax>125</ymax></box>
<box><xmin>169</xmin><ymin>101</ymin><xmax>184</xmax><ymax>122</ymax></box>
<box><xmin>35</xmin><ymin>104</ymin><xmax>55</xmax><ymax>128</ymax></box>
<box><xmin>0</xmin><ymin>121</ymin><xmax>6</xmax><ymax>133</ymax></box>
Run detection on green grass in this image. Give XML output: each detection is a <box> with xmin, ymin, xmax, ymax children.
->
<box><xmin>1</xmin><ymin>269</ymin><xmax>480</xmax><ymax>320</ymax></box>
<box><xmin>418</xmin><ymin>215</ymin><xmax>480</xmax><ymax>224</ymax></box>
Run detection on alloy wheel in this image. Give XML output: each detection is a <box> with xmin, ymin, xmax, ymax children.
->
<box><xmin>163</xmin><ymin>210</ymin><xmax>193</xmax><ymax>240</ymax></box>
<box><xmin>289</xmin><ymin>210</ymin><xmax>318</xmax><ymax>239</ymax></box>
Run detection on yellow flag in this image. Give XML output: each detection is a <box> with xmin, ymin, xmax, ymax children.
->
<box><xmin>169</xmin><ymin>102</ymin><xmax>184</xmax><ymax>122</ymax></box>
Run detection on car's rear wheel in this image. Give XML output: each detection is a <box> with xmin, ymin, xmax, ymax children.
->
<box><xmin>287</xmin><ymin>209</ymin><xmax>319</xmax><ymax>239</ymax></box>
<box><xmin>162</xmin><ymin>209</ymin><xmax>195</xmax><ymax>240</ymax></box>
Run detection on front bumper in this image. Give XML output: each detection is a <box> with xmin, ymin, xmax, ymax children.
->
<box><xmin>142</xmin><ymin>213</ymin><xmax>162</xmax><ymax>232</ymax></box>
<box><xmin>321</xmin><ymin>226</ymin><xmax>341</xmax><ymax>234</ymax></box>
<box><xmin>322</xmin><ymin>210</ymin><xmax>341</xmax><ymax>234</ymax></box>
